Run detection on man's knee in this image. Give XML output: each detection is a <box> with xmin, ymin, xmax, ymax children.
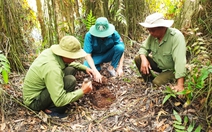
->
<box><xmin>152</xmin><ymin>78</ymin><xmax>164</xmax><ymax>86</ymax></box>
<box><xmin>64</xmin><ymin>67</ymin><xmax>77</xmax><ymax>76</ymax></box>
<box><xmin>152</xmin><ymin>75</ymin><xmax>174</xmax><ymax>86</ymax></box>
<box><xmin>114</xmin><ymin>44</ymin><xmax>124</xmax><ymax>53</ymax></box>
<box><xmin>64</xmin><ymin>75</ymin><xmax>76</xmax><ymax>91</ymax></box>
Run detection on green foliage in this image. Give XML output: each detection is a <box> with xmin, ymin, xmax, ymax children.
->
<box><xmin>186</xmin><ymin>28</ymin><xmax>210</xmax><ymax>60</ymax></box>
<box><xmin>162</xmin><ymin>86</ymin><xmax>176</xmax><ymax>104</ymax></box>
<box><xmin>145</xmin><ymin>0</ymin><xmax>184</xmax><ymax>19</ymax></box>
<box><xmin>0</xmin><ymin>53</ymin><xmax>10</xmax><ymax>84</ymax></box>
<box><xmin>182</xmin><ymin>27</ymin><xmax>212</xmax><ymax>108</ymax></box>
<box><xmin>115</xmin><ymin>1</ymin><xmax>127</xmax><ymax>26</ymax></box>
<box><xmin>123</xmin><ymin>77</ymin><xmax>131</xmax><ymax>83</ymax></box>
<box><xmin>82</xmin><ymin>10</ymin><xmax>96</xmax><ymax>31</ymax></box>
<box><xmin>173</xmin><ymin>110</ymin><xmax>202</xmax><ymax>132</ymax></box>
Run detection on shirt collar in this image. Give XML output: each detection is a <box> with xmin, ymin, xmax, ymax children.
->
<box><xmin>54</xmin><ymin>54</ymin><xmax>66</xmax><ymax>69</ymax></box>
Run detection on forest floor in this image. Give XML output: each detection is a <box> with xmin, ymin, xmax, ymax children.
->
<box><xmin>0</xmin><ymin>43</ymin><xmax>207</xmax><ymax>132</ymax></box>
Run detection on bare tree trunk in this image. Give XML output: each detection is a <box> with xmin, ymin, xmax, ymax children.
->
<box><xmin>36</xmin><ymin>0</ymin><xmax>46</xmax><ymax>41</ymax></box>
<box><xmin>175</xmin><ymin>0</ymin><xmax>200</xmax><ymax>29</ymax></box>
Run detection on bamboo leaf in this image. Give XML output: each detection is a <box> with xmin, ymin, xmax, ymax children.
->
<box><xmin>173</xmin><ymin>121</ymin><xmax>181</xmax><ymax>125</ymax></box>
<box><xmin>187</xmin><ymin>121</ymin><xmax>194</xmax><ymax>132</ymax></box>
<box><xmin>194</xmin><ymin>125</ymin><xmax>202</xmax><ymax>132</ymax></box>
<box><xmin>173</xmin><ymin>124</ymin><xmax>185</xmax><ymax>130</ymax></box>
<box><xmin>183</xmin><ymin>116</ymin><xmax>188</xmax><ymax>126</ymax></box>
<box><xmin>162</xmin><ymin>94</ymin><xmax>171</xmax><ymax>104</ymax></box>
<box><xmin>173</xmin><ymin>110</ymin><xmax>182</xmax><ymax>122</ymax></box>
<box><xmin>2</xmin><ymin>69</ymin><xmax>9</xmax><ymax>84</ymax></box>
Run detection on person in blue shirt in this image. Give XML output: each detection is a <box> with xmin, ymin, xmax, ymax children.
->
<box><xmin>83</xmin><ymin>17</ymin><xmax>125</xmax><ymax>83</ymax></box>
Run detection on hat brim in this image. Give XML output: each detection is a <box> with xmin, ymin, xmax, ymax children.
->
<box><xmin>139</xmin><ymin>20</ymin><xmax>174</xmax><ymax>28</ymax></box>
<box><xmin>89</xmin><ymin>24</ymin><xmax>115</xmax><ymax>37</ymax></box>
<box><xmin>51</xmin><ymin>45</ymin><xmax>87</xmax><ymax>59</ymax></box>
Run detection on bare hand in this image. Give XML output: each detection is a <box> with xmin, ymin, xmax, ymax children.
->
<box><xmin>171</xmin><ymin>85</ymin><xmax>184</xmax><ymax>92</ymax></box>
<box><xmin>116</xmin><ymin>67</ymin><xmax>123</xmax><ymax>76</ymax></box>
<box><xmin>141</xmin><ymin>58</ymin><xmax>151</xmax><ymax>74</ymax></box>
<box><xmin>81</xmin><ymin>81</ymin><xmax>92</xmax><ymax>94</ymax></box>
<box><xmin>93</xmin><ymin>70</ymin><xmax>102</xmax><ymax>83</ymax></box>
<box><xmin>85</xmin><ymin>68</ymin><xmax>94</xmax><ymax>77</ymax></box>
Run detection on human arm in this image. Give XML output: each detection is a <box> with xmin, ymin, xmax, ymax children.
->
<box><xmin>85</xmin><ymin>54</ymin><xmax>102</xmax><ymax>83</ymax></box>
<box><xmin>140</xmin><ymin>54</ymin><xmax>152</xmax><ymax>74</ymax></box>
<box><xmin>112</xmin><ymin>31</ymin><xmax>125</xmax><ymax>76</ymax></box>
<box><xmin>45</xmin><ymin>68</ymin><xmax>84</xmax><ymax>107</ymax></box>
<box><xmin>69</xmin><ymin>62</ymin><xmax>87</xmax><ymax>71</ymax></box>
<box><xmin>138</xmin><ymin>35</ymin><xmax>152</xmax><ymax>74</ymax></box>
<box><xmin>172</xmin><ymin>77</ymin><xmax>184</xmax><ymax>91</ymax></box>
<box><xmin>85</xmin><ymin>67</ymin><xmax>94</xmax><ymax>77</ymax></box>
<box><xmin>83</xmin><ymin>32</ymin><xmax>102</xmax><ymax>83</ymax></box>
<box><xmin>171</xmin><ymin>31</ymin><xmax>187</xmax><ymax>91</ymax></box>
<box><xmin>116</xmin><ymin>53</ymin><xmax>124</xmax><ymax>76</ymax></box>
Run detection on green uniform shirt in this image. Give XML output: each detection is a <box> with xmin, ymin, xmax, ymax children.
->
<box><xmin>23</xmin><ymin>48</ymin><xmax>87</xmax><ymax>107</ymax></box>
<box><xmin>138</xmin><ymin>28</ymin><xmax>186</xmax><ymax>79</ymax></box>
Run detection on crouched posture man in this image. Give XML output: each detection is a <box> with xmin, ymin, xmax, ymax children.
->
<box><xmin>23</xmin><ymin>36</ymin><xmax>93</xmax><ymax>118</ymax></box>
<box><xmin>134</xmin><ymin>13</ymin><xmax>187</xmax><ymax>92</ymax></box>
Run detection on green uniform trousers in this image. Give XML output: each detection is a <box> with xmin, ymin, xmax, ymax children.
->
<box><xmin>134</xmin><ymin>55</ymin><xmax>175</xmax><ymax>86</ymax></box>
<box><xmin>29</xmin><ymin>67</ymin><xmax>77</xmax><ymax>112</ymax></box>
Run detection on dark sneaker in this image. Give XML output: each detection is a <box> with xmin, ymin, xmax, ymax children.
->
<box><xmin>44</xmin><ymin>106</ymin><xmax>68</xmax><ymax>118</ymax></box>
<box><xmin>46</xmin><ymin>111</ymin><xmax>68</xmax><ymax>118</ymax></box>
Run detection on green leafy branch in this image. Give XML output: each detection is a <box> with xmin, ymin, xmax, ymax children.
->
<box><xmin>0</xmin><ymin>53</ymin><xmax>10</xmax><ymax>84</ymax></box>
<box><xmin>162</xmin><ymin>86</ymin><xmax>176</xmax><ymax>104</ymax></box>
<box><xmin>173</xmin><ymin>110</ymin><xmax>202</xmax><ymax>132</ymax></box>
<box><xmin>82</xmin><ymin>10</ymin><xmax>96</xmax><ymax>31</ymax></box>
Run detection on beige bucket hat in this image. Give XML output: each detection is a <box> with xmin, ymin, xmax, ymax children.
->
<box><xmin>51</xmin><ymin>36</ymin><xmax>86</xmax><ymax>59</ymax></box>
<box><xmin>139</xmin><ymin>13</ymin><xmax>174</xmax><ymax>28</ymax></box>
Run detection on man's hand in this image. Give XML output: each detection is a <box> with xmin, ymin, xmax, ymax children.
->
<box><xmin>140</xmin><ymin>55</ymin><xmax>151</xmax><ymax>74</ymax></box>
<box><xmin>81</xmin><ymin>81</ymin><xmax>92</xmax><ymax>94</ymax></box>
<box><xmin>116</xmin><ymin>67</ymin><xmax>123</xmax><ymax>76</ymax></box>
<box><xmin>171</xmin><ymin>78</ymin><xmax>185</xmax><ymax>92</ymax></box>
<box><xmin>93</xmin><ymin>70</ymin><xmax>102</xmax><ymax>83</ymax></box>
<box><xmin>172</xmin><ymin>85</ymin><xmax>184</xmax><ymax>92</ymax></box>
<box><xmin>85</xmin><ymin>67</ymin><xmax>94</xmax><ymax>77</ymax></box>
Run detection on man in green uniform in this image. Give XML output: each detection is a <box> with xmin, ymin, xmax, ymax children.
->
<box><xmin>23</xmin><ymin>36</ymin><xmax>93</xmax><ymax>118</ymax></box>
<box><xmin>134</xmin><ymin>13</ymin><xmax>186</xmax><ymax>92</ymax></box>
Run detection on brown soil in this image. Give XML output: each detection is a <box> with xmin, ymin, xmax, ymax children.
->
<box><xmin>89</xmin><ymin>87</ymin><xmax>116</xmax><ymax>108</ymax></box>
<box><xmin>83</xmin><ymin>76</ymin><xmax>116</xmax><ymax>109</ymax></box>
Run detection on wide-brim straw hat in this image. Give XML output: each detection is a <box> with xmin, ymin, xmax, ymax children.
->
<box><xmin>89</xmin><ymin>17</ymin><xmax>115</xmax><ymax>37</ymax></box>
<box><xmin>139</xmin><ymin>13</ymin><xmax>174</xmax><ymax>28</ymax></box>
<box><xmin>51</xmin><ymin>36</ymin><xmax>86</xmax><ymax>59</ymax></box>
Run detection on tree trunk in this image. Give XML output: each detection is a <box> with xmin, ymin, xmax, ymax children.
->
<box><xmin>36</xmin><ymin>0</ymin><xmax>46</xmax><ymax>41</ymax></box>
<box><xmin>175</xmin><ymin>0</ymin><xmax>200</xmax><ymax>29</ymax></box>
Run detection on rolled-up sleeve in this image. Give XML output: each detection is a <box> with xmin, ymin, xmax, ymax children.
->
<box><xmin>172</xmin><ymin>33</ymin><xmax>187</xmax><ymax>79</ymax></box>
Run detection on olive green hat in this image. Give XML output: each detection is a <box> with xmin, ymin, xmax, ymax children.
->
<box><xmin>51</xmin><ymin>36</ymin><xmax>86</xmax><ymax>59</ymax></box>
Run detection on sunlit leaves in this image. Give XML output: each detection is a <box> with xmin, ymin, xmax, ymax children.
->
<box><xmin>144</xmin><ymin>0</ymin><xmax>184</xmax><ymax>19</ymax></box>
<box><xmin>0</xmin><ymin>54</ymin><xmax>10</xmax><ymax>84</ymax></box>
<box><xmin>82</xmin><ymin>10</ymin><xmax>96</xmax><ymax>31</ymax></box>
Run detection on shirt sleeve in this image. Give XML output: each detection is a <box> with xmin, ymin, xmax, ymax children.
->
<box><xmin>45</xmin><ymin>67</ymin><xmax>84</xmax><ymax>107</ymax></box>
<box><xmin>69</xmin><ymin>62</ymin><xmax>87</xmax><ymax>71</ymax></box>
<box><xmin>113</xmin><ymin>31</ymin><xmax>125</xmax><ymax>47</ymax></box>
<box><xmin>83</xmin><ymin>32</ymin><xmax>93</xmax><ymax>54</ymax></box>
<box><xmin>172</xmin><ymin>32</ymin><xmax>187</xmax><ymax>79</ymax></box>
<box><xmin>138</xmin><ymin>35</ymin><xmax>151</xmax><ymax>56</ymax></box>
